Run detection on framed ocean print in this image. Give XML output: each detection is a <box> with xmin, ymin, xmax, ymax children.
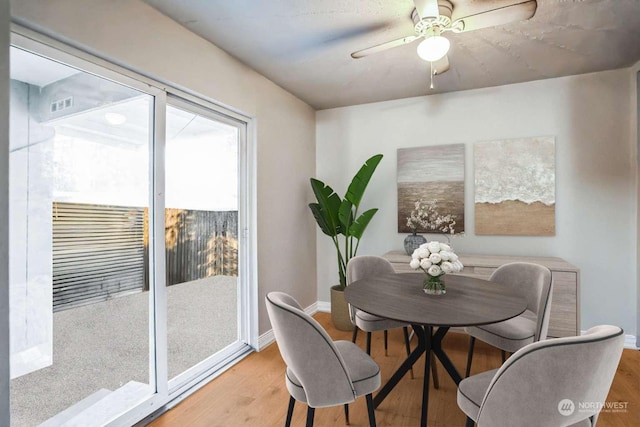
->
<box><xmin>397</xmin><ymin>144</ymin><xmax>465</xmax><ymax>234</ymax></box>
<box><xmin>474</xmin><ymin>136</ymin><xmax>555</xmax><ymax>236</ymax></box>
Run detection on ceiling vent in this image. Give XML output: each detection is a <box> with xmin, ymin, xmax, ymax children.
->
<box><xmin>50</xmin><ymin>96</ymin><xmax>73</xmax><ymax>113</ymax></box>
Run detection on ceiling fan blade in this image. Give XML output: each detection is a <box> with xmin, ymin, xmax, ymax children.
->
<box><xmin>432</xmin><ymin>55</ymin><xmax>450</xmax><ymax>75</ymax></box>
<box><xmin>453</xmin><ymin>0</ymin><xmax>537</xmax><ymax>32</ymax></box>
<box><xmin>351</xmin><ymin>35</ymin><xmax>421</xmax><ymax>59</ymax></box>
<box><xmin>414</xmin><ymin>0</ymin><xmax>440</xmax><ymax>19</ymax></box>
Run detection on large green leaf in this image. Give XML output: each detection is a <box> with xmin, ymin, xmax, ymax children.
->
<box><xmin>349</xmin><ymin>208</ymin><xmax>378</xmax><ymax>240</ymax></box>
<box><xmin>338</xmin><ymin>199</ymin><xmax>353</xmax><ymax>235</ymax></box>
<box><xmin>309</xmin><ymin>203</ymin><xmax>334</xmax><ymax>236</ymax></box>
<box><xmin>344</xmin><ymin>154</ymin><xmax>383</xmax><ymax>209</ymax></box>
<box><xmin>309</xmin><ymin>178</ymin><xmax>342</xmax><ymax>236</ymax></box>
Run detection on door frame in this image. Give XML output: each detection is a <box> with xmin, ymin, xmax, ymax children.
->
<box><xmin>9</xmin><ymin>25</ymin><xmax>258</xmax><ymax>426</ymax></box>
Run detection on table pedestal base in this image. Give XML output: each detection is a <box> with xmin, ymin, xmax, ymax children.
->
<box><xmin>373</xmin><ymin>325</ymin><xmax>462</xmax><ymax>427</ymax></box>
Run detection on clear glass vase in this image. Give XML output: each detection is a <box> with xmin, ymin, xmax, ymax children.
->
<box><xmin>423</xmin><ymin>275</ymin><xmax>446</xmax><ymax>295</ymax></box>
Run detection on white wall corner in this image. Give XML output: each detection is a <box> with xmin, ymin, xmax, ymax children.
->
<box><xmin>634</xmin><ymin>65</ymin><xmax>640</xmax><ymax>357</ymax></box>
<box><xmin>257</xmin><ymin>301</ymin><xmax>321</xmax><ymax>351</ymax></box>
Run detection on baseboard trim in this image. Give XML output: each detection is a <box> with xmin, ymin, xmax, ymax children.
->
<box><xmin>624</xmin><ymin>334</ymin><xmax>638</xmax><ymax>350</ymax></box>
<box><xmin>257</xmin><ymin>329</ymin><xmax>274</xmax><ymax>351</ymax></box>
<box><xmin>258</xmin><ymin>301</ymin><xmax>320</xmax><ymax>350</ymax></box>
<box><xmin>317</xmin><ymin>300</ymin><xmax>330</xmax><ymax>313</ymax></box>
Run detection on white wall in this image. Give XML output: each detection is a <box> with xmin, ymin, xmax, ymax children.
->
<box><xmin>633</xmin><ymin>61</ymin><xmax>640</xmax><ymax>346</ymax></box>
<box><xmin>316</xmin><ymin>69</ymin><xmax>637</xmax><ymax>336</ymax></box>
<box><xmin>11</xmin><ymin>0</ymin><xmax>318</xmax><ymax>335</ymax></box>
<box><xmin>1</xmin><ymin>0</ymin><xmax>11</xmax><ymax>423</ymax></box>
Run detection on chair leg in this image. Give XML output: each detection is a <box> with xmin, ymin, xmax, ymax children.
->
<box><xmin>351</xmin><ymin>326</ymin><xmax>358</xmax><ymax>343</ymax></box>
<box><xmin>285</xmin><ymin>396</ymin><xmax>295</xmax><ymax>427</ymax></box>
<box><xmin>306</xmin><ymin>406</ymin><xmax>315</xmax><ymax>427</ymax></box>
<box><xmin>465</xmin><ymin>416</ymin><xmax>475</xmax><ymax>427</ymax></box>
<box><xmin>430</xmin><ymin>352</ymin><xmax>439</xmax><ymax>389</ymax></box>
<box><xmin>501</xmin><ymin>350</ymin><xmax>507</xmax><ymax>363</ymax></box>
<box><xmin>465</xmin><ymin>336</ymin><xmax>476</xmax><ymax>378</ymax></box>
<box><xmin>402</xmin><ymin>327</ymin><xmax>415</xmax><ymax>379</ymax></box>
<box><xmin>384</xmin><ymin>330</ymin><xmax>388</xmax><ymax>356</ymax></box>
<box><xmin>366</xmin><ymin>332</ymin><xmax>372</xmax><ymax>355</ymax></box>
<box><xmin>344</xmin><ymin>403</ymin><xmax>349</xmax><ymax>425</ymax></box>
<box><xmin>366</xmin><ymin>393</ymin><xmax>377</xmax><ymax>427</ymax></box>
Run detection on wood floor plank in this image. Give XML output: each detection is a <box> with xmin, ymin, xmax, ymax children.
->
<box><xmin>150</xmin><ymin>313</ymin><xmax>639</xmax><ymax>426</ymax></box>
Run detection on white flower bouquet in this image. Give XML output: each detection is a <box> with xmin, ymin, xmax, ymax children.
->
<box><xmin>409</xmin><ymin>241</ymin><xmax>463</xmax><ymax>294</ymax></box>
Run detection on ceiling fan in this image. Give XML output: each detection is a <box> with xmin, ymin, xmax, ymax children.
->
<box><xmin>351</xmin><ymin>0</ymin><xmax>538</xmax><ymax>83</ymax></box>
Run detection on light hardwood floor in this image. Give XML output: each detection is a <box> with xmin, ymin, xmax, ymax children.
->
<box><xmin>150</xmin><ymin>312</ymin><xmax>639</xmax><ymax>426</ymax></box>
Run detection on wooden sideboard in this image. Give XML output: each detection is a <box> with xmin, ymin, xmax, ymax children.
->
<box><xmin>383</xmin><ymin>251</ymin><xmax>580</xmax><ymax>338</ymax></box>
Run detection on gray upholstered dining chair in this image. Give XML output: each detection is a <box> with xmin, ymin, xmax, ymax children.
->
<box><xmin>457</xmin><ymin>324</ymin><xmax>624</xmax><ymax>427</ymax></box>
<box><xmin>464</xmin><ymin>262</ymin><xmax>553</xmax><ymax>377</ymax></box>
<box><xmin>347</xmin><ymin>255</ymin><xmax>439</xmax><ymax>386</ymax></box>
<box><xmin>266</xmin><ymin>291</ymin><xmax>380</xmax><ymax>427</ymax></box>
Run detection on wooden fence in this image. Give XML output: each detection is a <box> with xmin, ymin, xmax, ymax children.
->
<box><xmin>52</xmin><ymin>202</ymin><xmax>238</xmax><ymax>311</ymax></box>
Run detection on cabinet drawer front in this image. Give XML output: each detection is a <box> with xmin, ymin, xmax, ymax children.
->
<box><xmin>548</xmin><ymin>271</ymin><xmax>578</xmax><ymax>337</ymax></box>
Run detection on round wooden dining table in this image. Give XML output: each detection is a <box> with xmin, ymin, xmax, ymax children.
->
<box><xmin>345</xmin><ymin>272</ymin><xmax>527</xmax><ymax>427</ymax></box>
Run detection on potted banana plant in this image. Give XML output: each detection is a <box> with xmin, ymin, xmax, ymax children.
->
<box><xmin>309</xmin><ymin>154</ymin><xmax>383</xmax><ymax>330</ymax></box>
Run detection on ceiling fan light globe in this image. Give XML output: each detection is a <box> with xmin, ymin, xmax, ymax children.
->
<box><xmin>417</xmin><ymin>36</ymin><xmax>450</xmax><ymax>62</ymax></box>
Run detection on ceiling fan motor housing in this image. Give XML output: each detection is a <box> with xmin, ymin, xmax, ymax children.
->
<box><xmin>412</xmin><ymin>0</ymin><xmax>464</xmax><ymax>34</ymax></box>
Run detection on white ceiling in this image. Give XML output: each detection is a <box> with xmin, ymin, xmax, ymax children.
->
<box><xmin>146</xmin><ymin>0</ymin><xmax>640</xmax><ymax>110</ymax></box>
<box><xmin>10</xmin><ymin>47</ymin><xmax>79</xmax><ymax>87</ymax></box>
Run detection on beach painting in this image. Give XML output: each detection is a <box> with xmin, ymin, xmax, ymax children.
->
<box><xmin>397</xmin><ymin>144</ymin><xmax>465</xmax><ymax>234</ymax></box>
<box><xmin>474</xmin><ymin>137</ymin><xmax>555</xmax><ymax>236</ymax></box>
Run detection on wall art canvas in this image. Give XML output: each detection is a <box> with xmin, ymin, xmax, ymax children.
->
<box><xmin>474</xmin><ymin>136</ymin><xmax>555</xmax><ymax>236</ymax></box>
<box><xmin>397</xmin><ymin>144</ymin><xmax>465</xmax><ymax>234</ymax></box>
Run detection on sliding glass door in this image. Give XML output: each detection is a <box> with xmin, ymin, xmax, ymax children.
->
<box><xmin>8</xmin><ymin>34</ymin><xmax>255</xmax><ymax>426</ymax></box>
<box><xmin>164</xmin><ymin>99</ymin><xmax>246</xmax><ymax>386</ymax></box>
<box><xmin>9</xmin><ymin>46</ymin><xmax>154</xmax><ymax>426</ymax></box>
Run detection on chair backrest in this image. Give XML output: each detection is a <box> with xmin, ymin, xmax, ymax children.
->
<box><xmin>265</xmin><ymin>292</ymin><xmax>355</xmax><ymax>407</ymax></box>
<box><xmin>476</xmin><ymin>325</ymin><xmax>625</xmax><ymax>427</ymax></box>
<box><xmin>489</xmin><ymin>262</ymin><xmax>553</xmax><ymax>340</ymax></box>
<box><xmin>346</xmin><ymin>256</ymin><xmax>396</xmax><ymax>323</ymax></box>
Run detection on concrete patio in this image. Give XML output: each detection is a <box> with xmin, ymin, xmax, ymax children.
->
<box><xmin>10</xmin><ymin>275</ymin><xmax>237</xmax><ymax>427</ymax></box>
